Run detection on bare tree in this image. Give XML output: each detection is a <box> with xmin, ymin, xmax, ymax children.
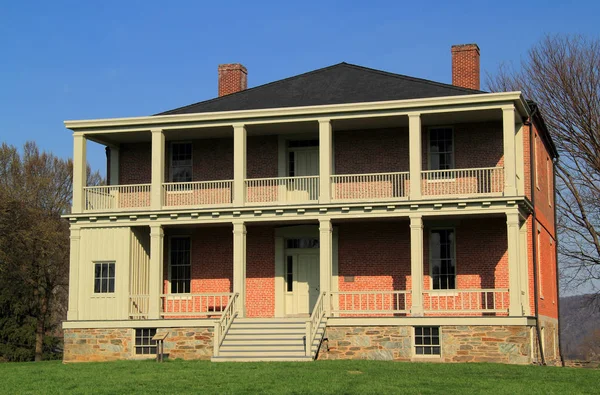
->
<box><xmin>487</xmin><ymin>35</ymin><xmax>600</xmax><ymax>302</ymax></box>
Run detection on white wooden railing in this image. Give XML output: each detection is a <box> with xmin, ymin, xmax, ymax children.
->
<box><xmin>160</xmin><ymin>293</ymin><xmax>233</xmax><ymax>318</ymax></box>
<box><xmin>423</xmin><ymin>289</ymin><xmax>509</xmax><ymax>313</ymax></box>
<box><xmin>213</xmin><ymin>293</ymin><xmax>239</xmax><ymax>357</ymax></box>
<box><xmin>163</xmin><ymin>180</ymin><xmax>233</xmax><ymax>207</ymax></box>
<box><xmin>421</xmin><ymin>167</ymin><xmax>504</xmax><ymax>197</ymax></box>
<box><xmin>245</xmin><ymin>176</ymin><xmax>319</xmax><ymax>204</ymax></box>
<box><xmin>129</xmin><ymin>294</ymin><xmax>150</xmax><ymax>319</ymax></box>
<box><xmin>305</xmin><ymin>292</ymin><xmax>327</xmax><ymax>357</ymax></box>
<box><xmin>331</xmin><ymin>172</ymin><xmax>409</xmax><ymax>201</ymax></box>
<box><xmin>331</xmin><ymin>290</ymin><xmax>410</xmax><ymax>315</ymax></box>
<box><xmin>84</xmin><ymin>184</ymin><xmax>151</xmax><ymax>211</ymax></box>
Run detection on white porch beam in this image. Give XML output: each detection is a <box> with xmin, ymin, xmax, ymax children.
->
<box><xmin>150</xmin><ymin>129</ymin><xmax>165</xmax><ymax>210</ymax></box>
<box><xmin>72</xmin><ymin>134</ymin><xmax>87</xmax><ymax>213</ymax></box>
<box><xmin>67</xmin><ymin>228</ymin><xmax>81</xmax><ymax>321</ymax></box>
<box><xmin>233</xmin><ymin>221</ymin><xmax>247</xmax><ymax>317</ymax></box>
<box><xmin>410</xmin><ymin>214</ymin><xmax>424</xmax><ymax>316</ymax></box>
<box><xmin>408</xmin><ymin>113</ymin><xmax>422</xmax><ymax>200</ymax></box>
<box><xmin>233</xmin><ymin>124</ymin><xmax>247</xmax><ymax>206</ymax></box>
<box><xmin>319</xmin><ymin>218</ymin><xmax>333</xmax><ymax>316</ymax></box>
<box><xmin>507</xmin><ymin>212</ymin><xmax>523</xmax><ymax>316</ymax></box>
<box><xmin>319</xmin><ymin>119</ymin><xmax>332</xmax><ymax>204</ymax></box>
<box><xmin>503</xmin><ymin>107</ymin><xmax>517</xmax><ymax>196</ymax></box>
<box><xmin>148</xmin><ymin>224</ymin><xmax>164</xmax><ymax>319</ymax></box>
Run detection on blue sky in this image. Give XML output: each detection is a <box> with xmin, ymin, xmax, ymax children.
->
<box><xmin>1</xmin><ymin>0</ymin><xmax>599</xmax><ymax>173</ymax></box>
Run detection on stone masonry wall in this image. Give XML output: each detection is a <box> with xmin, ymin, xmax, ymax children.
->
<box><xmin>318</xmin><ymin>325</ymin><xmax>532</xmax><ymax>365</ymax></box>
<box><xmin>64</xmin><ymin>327</ymin><xmax>213</xmax><ymax>362</ymax></box>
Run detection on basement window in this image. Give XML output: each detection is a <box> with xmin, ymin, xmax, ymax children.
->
<box><xmin>135</xmin><ymin>328</ymin><xmax>157</xmax><ymax>355</ymax></box>
<box><xmin>94</xmin><ymin>262</ymin><xmax>115</xmax><ymax>293</ymax></box>
<box><xmin>414</xmin><ymin>326</ymin><xmax>441</xmax><ymax>356</ymax></box>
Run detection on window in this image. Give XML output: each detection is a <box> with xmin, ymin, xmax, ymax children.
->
<box><xmin>135</xmin><ymin>328</ymin><xmax>157</xmax><ymax>355</ymax></box>
<box><xmin>286</xmin><ymin>256</ymin><xmax>293</xmax><ymax>292</ymax></box>
<box><xmin>170</xmin><ymin>237</ymin><xmax>191</xmax><ymax>293</ymax></box>
<box><xmin>537</xmin><ymin>228</ymin><xmax>543</xmax><ymax>299</ymax></box>
<box><xmin>286</xmin><ymin>238</ymin><xmax>319</xmax><ymax>249</ymax></box>
<box><xmin>94</xmin><ymin>262</ymin><xmax>115</xmax><ymax>293</ymax></box>
<box><xmin>428</xmin><ymin>128</ymin><xmax>454</xmax><ymax>170</ymax></box>
<box><xmin>534</xmin><ymin>134</ymin><xmax>540</xmax><ymax>190</ymax></box>
<box><xmin>414</xmin><ymin>327</ymin><xmax>440</xmax><ymax>356</ymax></box>
<box><xmin>547</xmin><ymin>157</ymin><xmax>552</xmax><ymax>206</ymax></box>
<box><xmin>430</xmin><ymin>229</ymin><xmax>455</xmax><ymax>289</ymax></box>
<box><xmin>170</xmin><ymin>142</ymin><xmax>192</xmax><ymax>182</ymax></box>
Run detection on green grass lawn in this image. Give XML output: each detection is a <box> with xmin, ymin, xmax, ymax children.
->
<box><xmin>1</xmin><ymin>359</ymin><xmax>598</xmax><ymax>394</ymax></box>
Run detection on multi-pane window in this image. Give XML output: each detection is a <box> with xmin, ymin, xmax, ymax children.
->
<box><xmin>430</xmin><ymin>229</ymin><xmax>455</xmax><ymax>290</ymax></box>
<box><xmin>135</xmin><ymin>328</ymin><xmax>157</xmax><ymax>355</ymax></box>
<box><xmin>429</xmin><ymin>128</ymin><xmax>454</xmax><ymax>170</ymax></box>
<box><xmin>286</xmin><ymin>256</ymin><xmax>294</xmax><ymax>292</ymax></box>
<box><xmin>414</xmin><ymin>327</ymin><xmax>441</xmax><ymax>355</ymax></box>
<box><xmin>170</xmin><ymin>237</ymin><xmax>191</xmax><ymax>294</ymax></box>
<box><xmin>170</xmin><ymin>142</ymin><xmax>192</xmax><ymax>182</ymax></box>
<box><xmin>94</xmin><ymin>262</ymin><xmax>115</xmax><ymax>293</ymax></box>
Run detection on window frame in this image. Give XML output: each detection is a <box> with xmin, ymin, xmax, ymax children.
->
<box><xmin>168</xmin><ymin>235</ymin><xmax>192</xmax><ymax>294</ymax></box>
<box><xmin>428</xmin><ymin>228</ymin><xmax>457</xmax><ymax>291</ymax></box>
<box><xmin>534</xmin><ymin>134</ymin><xmax>540</xmax><ymax>190</ymax></box>
<box><xmin>169</xmin><ymin>141</ymin><xmax>193</xmax><ymax>183</ymax></box>
<box><xmin>547</xmin><ymin>156</ymin><xmax>552</xmax><ymax>207</ymax></box>
<box><xmin>537</xmin><ymin>227</ymin><xmax>543</xmax><ymax>300</ymax></box>
<box><xmin>413</xmin><ymin>326</ymin><xmax>442</xmax><ymax>357</ymax></box>
<box><xmin>427</xmin><ymin>126</ymin><xmax>455</xmax><ymax>172</ymax></box>
<box><xmin>134</xmin><ymin>328</ymin><xmax>157</xmax><ymax>356</ymax></box>
<box><xmin>93</xmin><ymin>261</ymin><xmax>116</xmax><ymax>294</ymax></box>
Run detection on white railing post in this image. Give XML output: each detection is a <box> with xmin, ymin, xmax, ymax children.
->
<box><xmin>72</xmin><ymin>134</ymin><xmax>87</xmax><ymax>213</ymax></box>
<box><xmin>148</xmin><ymin>225</ymin><xmax>164</xmax><ymax>319</ymax></box>
<box><xmin>305</xmin><ymin>321</ymin><xmax>312</xmax><ymax>357</ymax></box>
<box><xmin>408</xmin><ymin>113</ymin><xmax>422</xmax><ymax>200</ymax></box>
<box><xmin>213</xmin><ymin>321</ymin><xmax>220</xmax><ymax>357</ymax></box>
<box><xmin>233</xmin><ymin>124</ymin><xmax>247</xmax><ymax>206</ymax></box>
<box><xmin>410</xmin><ymin>215</ymin><xmax>424</xmax><ymax>316</ymax></box>
<box><xmin>319</xmin><ymin>219</ymin><xmax>333</xmax><ymax>316</ymax></box>
<box><xmin>233</xmin><ymin>221</ymin><xmax>247</xmax><ymax>317</ymax></box>
<box><xmin>319</xmin><ymin>119</ymin><xmax>332</xmax><ymax>204</ymax></box>
<box><xmin>151</xmin><ymin>129</ymin><xmax>165</xmax><ymax>210</ymax></box>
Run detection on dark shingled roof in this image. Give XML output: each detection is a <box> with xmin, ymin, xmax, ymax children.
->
<box><xmin>157</xmin><ymin>62</ymin><xmax>484</xmax><ymax>116</ymax></box>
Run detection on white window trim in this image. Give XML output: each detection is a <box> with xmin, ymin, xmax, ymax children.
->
<box><xmin>132</xmin><ymin>328</ymin><xmax>157</xmax><ymax>357</ymax></box>
<box><xmin>412</xmin><ymin>326</ymin><xmax>442</xmax><ymax>358</ymax></box>
<box><xmin>428</xmin><ymin>227</ymin><xmax>457</xmax><ymax>291</ymax></box>
<box><xmin>169</xmin><ymin>141</ymin><xmax>193</xmax><ymax>183</ymax></box>
<box><xmin>427</xmin><ymin>126</ymin><xmax>455</xmax><ymax>172</ymax></box>
<box><xmin>168</xmin><ymin>235</ymin><xmax>192</xmax><ymax>295</ymax></box>
<box><xmin>92</xmin><ymin>261</ymin><xmax>116</xmax><ymax>295</ymax></box>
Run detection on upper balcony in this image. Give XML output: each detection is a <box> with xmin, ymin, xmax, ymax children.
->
<box><xmin>68</xmin><ymin>93</ymin><xmax>529</xmax><ymax>215</ymax></box>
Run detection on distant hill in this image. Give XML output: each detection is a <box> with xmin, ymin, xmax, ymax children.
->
<box><xmin>559</xmin><ymin>294</ymin><xmax>600</xmax><ymax>360</ymax></box>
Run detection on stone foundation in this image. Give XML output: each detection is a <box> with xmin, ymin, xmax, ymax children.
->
<box><xmin>64</xmin><ymin>327</ymin><xmax>213</xmax><ymax>362</ymax></box>
<box><xmin>318</xmin><ymin>325</ymin><xmax>533</xmax><ymax>364</ymax></box>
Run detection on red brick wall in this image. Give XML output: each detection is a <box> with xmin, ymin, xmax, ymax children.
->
<box><xmin>119</xmin><ymin>143</ymin><xmax>151</xmax><ymax>184</ymax></box>
<box><xmin>451</xmin><ymin>44</ymin><xmax>480</xmax><ymax>90</ymax></box>
<box><xmin>247</xmin><ymin>136</ymin><xmax>278</xmax><ymax>179</ymax></box>
<box><xmin>536</xmin><ymin>223</ymin><xmax>559</xmax><ymax>319</ymax></box>
<box><xmin>218</xmin><ymin>63</ymin><xmax>247</xmax><ymax>97</ymax></box>
<box><xmin>189</xmin><ymin>139</ymin><xmax>233</xmax><ymax>181</ymax></box>
<box><xmin>246</xmin><ymin>226</ymin><xmax>275</xmax><ymax>317</ymax></box>
<box><xmin>532</xmin><ymin>124</ymin><xmax>555</xmax><ymax>231</ymax></box>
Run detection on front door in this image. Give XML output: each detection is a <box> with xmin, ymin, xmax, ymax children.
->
<box><xmin>285</xmin><ymin>251</ymin><xmax>320</xmax><ymax>316</ymax></box>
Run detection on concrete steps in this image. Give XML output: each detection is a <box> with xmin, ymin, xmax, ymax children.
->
<box><xmin>211</xmin><ymin>318</ymin><xmax>327</xmax><ymax>362</ymax></box>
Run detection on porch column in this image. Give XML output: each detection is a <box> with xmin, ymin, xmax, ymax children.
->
<box><xmin>410</xmin><ymin>215</ymin><xmax>424</xmax><ymax>316</ymax></box>
<box><xmin>109</xmin><ymin>146</ymin><xmax>120</xmax><ymax>186</ymax></box>
<box><xmin>319</xmin><ymin>119</ymin><xmax>332</xmax><ymax>204</ymax></box>
<box><xmin>233</xmin><ymin>221</ymin><xmax>247</xmax><ymax>317</ymax></box>
<box><xmin>233</xmin><ymin>124</ymin><xmax>247</xmax><ymax>206</ymax></box>
<box><xmin>151</xmin><ymin>129</ymin><xmax>165</xmax><ymax>210</ymax></box>
<box><xmin>67</xmin><ymin>228</ymin><xmax>81</xmax><ymax>321</ymax></box>
<box><xmin>149</xmin><ymin>224</ymin><xmax>164</xmax><ymax>319</ymax></box>
<box><xmin>72</xmin><ymin>134</ymin><xmax>87</xmax><ymax>213</ymax></box>
<box><xmin>408</xmin><ymin>113</ymin><xmax>422</xmax><ymax>200</ymax></box>
<box><xmin>319</xmin><ymin>218</ymin><xmax>333</xmax><ymax>316</ymax></box>
<box><xmin>519</xmin><ymin>217</ymin><xmax>531</xmax><ymax>315</ymax></box>
<box><xmin>503</xmin><ymin>106</ymin><xmax>517</xmax><ymax>196</ymax></box>
<box><xmin>507</xmin><ymin>212</ymin><xmax>523</xmax><ymax>316</ymax></box>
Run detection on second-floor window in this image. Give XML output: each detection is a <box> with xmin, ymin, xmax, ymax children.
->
<box><xmin>428</xmin><ymin>127</ymin><xmax>454</xmax><ymax>170</ymax></box>
<box><xmin>170</xmin><ymin>142</ymin><xmax>192</xmax><ymax>182</ymax></box>
<box><xmin>430</xmin><ymin>229</ymin><xmax>456</xmax><ymax>289</ymax></box>
<box><xmin>170</xmin><ymin>236</ymin><xmax>191</xmax><ymax>293</ymax></box>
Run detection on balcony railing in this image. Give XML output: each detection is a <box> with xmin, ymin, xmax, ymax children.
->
<box><xmin>331</xmin><ymin>172</ymin><xmax>409</xmax><ymax>201</ymax></box>
<box><xmin>245</xmin><ymin>176</ymin><xmax>319</xmax><ymax>205</ymax></box>
<box><xmin>331</xmin><ymin>290</ymin><xmax>410</xmax><ymax>315</ymax></box>
<box><xmin>421</xmin><ymin>167</ymin><xmax>504</xmax><ymax>197</ymax></box>
<box><xmin>129</xmin><ymin>294</ymin><xmax>150</xmax><ymax>319</ymax></box>
<box><xmin>423</xmin><ymin>289</ymin><xmax>509</xmax><ymax>313</ymax></box>
<box><xmin>160</xmin><ymin>293</ymin><xmax>233</xmax><ymax>318</ymax></box>
<box><xmin>163</xmin><ymin>180</ymin><xmax>233</xmax><ymax>207</ymax></box>
<box><xmin>84</xmin><ymin>184</ymin><xmax>151</xmax><ymax>211</ymax></box>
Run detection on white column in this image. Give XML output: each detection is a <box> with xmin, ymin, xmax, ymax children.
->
<box><xmin>151</xmin><ymin>129</ymin><xmax>165</xmax><ymax>210</ymax></box>
<box><xmin>319</xmin><ymin>119</ymin><xmax>332</xmax><ymax>204</ymax></box>
<box><xmin>408</xmin><ymin>113</ymin><xmax>422</xmax><ymax>200</ymax></box>
<box><xmin>148</xmin><ymin>225</ymin><xmax>164</xmax><ymax>319</ymax></box>
<box><xmin>72</xmin><ymin>134</ymin><xmax>87</xmax><ymax>213</ymax></box>
<box><xmin>233</xmin><ymin>124</ymin><xmax>247</xmax><ymax>206</ymax></box>
<box><xmin>109</xmin><ymin>146</ymin><xmax>120</xmax><ymax>186</ymax></box>
<box><xmin>67</xmin><ymin>228</ymin><xmax>81</xmax><ymax>321</ymax></box>
<box><xmin>503</xmin><ymin>107</ymin><xmax>517</xmax><ymax>196</ymax></box>
<box><xmin>410</xmin><ymin>215</ymin><xmax>424</xmax><ymax>316</ymax></box>
<box><xmin>233</xmin><ymin>221</ymin><xmax>247</xmax><ymax>317</ymax></box>
<box><xmin>319</xmin><ymin>218</ymin><xmax>333</xmax><ymax>316</ymax></box>
<box><xmin>507</xmin><ymin>212</ymin><xmax>523</xmax><ymax>316</ymax></box>
<box><xmin>519</xmin><ymin>218</ymin><xmax>530</xmax><ymax>316</ymax></box>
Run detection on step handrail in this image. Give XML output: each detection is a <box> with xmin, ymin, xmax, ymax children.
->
<box><xmin>213</xmin><ymin>292</ymin><xmax>239</xmax><ymax>357</ymax></box>
<box><xmin>305</xmin><ymin>291</ymin><xmax>327</xmax><ymax>358</ymax></box>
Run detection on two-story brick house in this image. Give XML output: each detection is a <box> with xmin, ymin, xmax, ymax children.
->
<box><xmin>63</xmin><ymin>44</ymin><xmax>560</xmax><ymax>364</ymax></box>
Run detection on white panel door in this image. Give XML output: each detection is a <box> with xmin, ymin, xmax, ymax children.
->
<box><xmin>287</xmin><ymin>252</ymin><xmax>320</xmax><ymax>316</ymax></box>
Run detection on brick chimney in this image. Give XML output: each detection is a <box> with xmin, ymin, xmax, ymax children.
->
<box><xmin>451</xmin><ymin>44</ymin><xmax>480</xmax><ymax>90</ymax></box>
<box><xmin>218</xmin><ymin>63</ymin><xmax>247</xmax><ymax>97</ymax></box>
